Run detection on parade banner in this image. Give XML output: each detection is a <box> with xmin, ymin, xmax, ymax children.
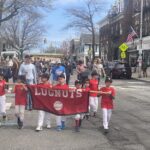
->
<box><xmin>28</xmin><ymin>85</ymin><xmax>89</xmax><ymax>115</ymax></box>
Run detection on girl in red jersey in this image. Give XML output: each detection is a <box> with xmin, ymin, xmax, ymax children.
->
<box><xmin>14</xmin><ymin>75</ymin><xmax>28</xmax><ymax>129</ymax></box>
<box><xmin>89</xmin><ymin>71</ymin><xmax>99</xmax><ymax>117</ymax></box>
<box><xmin>53</xmin><ymin>74</ymin><xmax>69</xmax><ymax>131</ymax></box>
<box><xmin>36</xmin><ymin>73</ymin><xmax>52</xmax><ymax>132</ymax></box>
<box><xmin>100</xmin><ymin>77</ymin><xmax>115</xmax><ymax>134</ymax></box>
<box><xmin>0</xmin><ymin>73</ymin><xmax>7</xmax><ymax>122</ymax></box>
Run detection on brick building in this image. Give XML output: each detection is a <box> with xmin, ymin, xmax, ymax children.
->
<box><xmin>98</xmin><ymin>0</ymin><xmax>150</xmax><ymax>66</ymax></box>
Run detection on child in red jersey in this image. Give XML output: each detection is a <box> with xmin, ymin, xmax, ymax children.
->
<box><xmin>83</xmin><ymin>79</ymin><xmax>90</xmax><ymax>120</ymax></box>
<box><xmin>83</xmin><ymin>79</ymin><xmax>90</xmax><ymax>91</ymax></box>
<box><xmin>36</xmin><ymin>73</ymin><xmax>52</xmax><ymax>132</ymax></box>
<box><xmin>0</xmin><ymin>73</ymin><xmax>7</xmax><ymax>121</ymax></box>
<box><xmin>100</xmin><ymin>77</ymin><xmax>115</xmax><ymax>134</ymax></box>
<box><xmin>89</xmin><ymin>71</ymin><xmax>99</xmax><ymax>117</ymax></box>
<box><xmin>74</xmin><ymin>80</ymin><xmax>83</xmax><ymax>132</ymax></box>
<box><xmin>14</xmin><ymin>75</ymin><xmax>28</xmax><ymax>129</ymax></box>
<box><xmin>53</xmin><ymin>74</ymin><xmax>69</xmax><ymax>131</ymax></box>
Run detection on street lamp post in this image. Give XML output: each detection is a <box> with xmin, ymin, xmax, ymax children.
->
<box><xmin>138</xmin><ymin>0</ymin><xmax>144</xmax><ymax>78</ymax></box>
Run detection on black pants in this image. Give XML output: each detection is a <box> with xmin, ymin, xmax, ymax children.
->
<box><xmin>66</xmin><ymin>75</ymin><xmax>70</xmax><ymax>85</ymax></box>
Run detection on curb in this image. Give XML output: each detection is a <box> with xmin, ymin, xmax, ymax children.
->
<box><xmin>132</xmin><ymin>77</ymin><xmax>150</xmax><ymax>83</ymax></box>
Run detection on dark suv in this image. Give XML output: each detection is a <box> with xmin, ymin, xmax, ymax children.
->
<box><xmin>104</xmin><ymin>62</ymin><xmax>132</xmax><ymax>79</ymax></box>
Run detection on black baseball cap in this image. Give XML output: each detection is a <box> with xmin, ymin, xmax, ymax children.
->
<box><xmin>58</xmin><ymin>74</ymin><xmax>65</xmax><ymax>79</ymax></box>
<box><xmin>105</xmin><ymin>76</ymin><xmax>112</xmax><ymax>83</ymax></box>
<box><xmin>41</xmin><ymin>73</ymin><xmax>49</xmax><ymax>80</ymax></box>
<box><xmin>24</xmin><ymin>55</ymin><xmax>31</xmax><ymax>59</ymax></box>
<box><xmin>75</xmin><ymin>80</ymin><xmax>82</xmax><ymax>85</ymax></box>
<box><xmin>0</xmin><ymin>72</ymin><xmax>4</xmax><ymax>77</ymax></box>
<box><xmin>91</xmin><ymin>71</ymin><xmax>98</xmax><ymax>76</ymax></box>
<box><xmin>17</xmin><ymin>75</ymin><xmax>26</xmax><ymax>83</ymax></box>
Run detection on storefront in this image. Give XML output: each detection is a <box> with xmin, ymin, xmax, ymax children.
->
<box><xmin>143</xmin><ymin>50</ymin><xmax>150</xmax><ymax>67</ymax></box>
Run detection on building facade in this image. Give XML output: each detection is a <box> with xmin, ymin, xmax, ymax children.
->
<box><xmin>98</xmin><ymin>0</ymin><xmax>150</xmax><ymax>66</ymax></box>
<box><xmin>70</xmin><ymin>34</ymin><xmax>99</xmax><ymax>64</ymax></box>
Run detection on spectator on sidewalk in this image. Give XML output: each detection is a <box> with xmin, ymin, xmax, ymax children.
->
<box><xmin>92</xmin><ymin>58</ymin><xmax>106</xmax><ymax>84</ymax></box>
<box><xmin>142</xmin><ymin>61</ymin><xmax>148</xmax><ymax>78</ymax></box>
<box><xmin>18</xmin><ymin>55</ymin><xmax>37</xmax><ymax>110</ymax></box>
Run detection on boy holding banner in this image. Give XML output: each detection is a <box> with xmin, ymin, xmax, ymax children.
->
<box><xmin>36</xmin><ymin>74</ymin><xmax>52</xmax><ymax>132</ymax></box>
<box><xmin>53</xmin><ymin>74</ymin><xmax>69</xmax><ymax>131</ymax></box>
<box><xmin>100</xmin><ymin>77</ymin><xmax>115</xmax><ymax>134</ymax></box>
<box><xmin>89</xmin><ymin>71</ymin><xmax>99</xmax><ymax>117</ymax></box>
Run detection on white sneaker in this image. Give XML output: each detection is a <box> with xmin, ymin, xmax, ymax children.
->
<box><xmin>46</xmin><ymin>125</ymin><xmax>51</xmax><ymax>129</ymax></box>
<box><xmin>35</xmin><ymin>126</ymin><xmax>43</xmax><ymax>131</ymax></box>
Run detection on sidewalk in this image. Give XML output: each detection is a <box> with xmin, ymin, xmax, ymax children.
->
<box><xmin>132</xmin><ymin>67</ymin><xmax>150</xmax><ymax>82</ymax></box>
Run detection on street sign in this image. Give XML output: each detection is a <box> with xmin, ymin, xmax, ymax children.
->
<box><xmin>121</xmin><ymin>52</ymin><xmax>126</xmax><ymax>59</ymax></box>
<box><xmin>119</xmin><ymin>43</ymin><xmax>128</xmax><ymax>52</ymax></box>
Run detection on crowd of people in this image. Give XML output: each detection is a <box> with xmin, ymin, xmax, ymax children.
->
<box><xmin>0</xmin><ymin>55</ymin><xmax>115</xmax><ymax>134</ymax></box>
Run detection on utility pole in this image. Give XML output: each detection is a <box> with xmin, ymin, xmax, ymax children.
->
<box><xmin>138</xmin><ymin>0</ymin><xmax>144</xmax><ymax>78</ymax></box>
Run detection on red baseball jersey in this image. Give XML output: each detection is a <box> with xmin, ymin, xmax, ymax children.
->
<box><xmin>89</xmin><ymin>79</ymin><xmax>98</xmax><ymax>97</ymax></box>
<box><xmin>100</xmin><ymin>87</ymin><xmax>115</xmax><ymax>109</ymax></box>
<box><xmin>0</xmin><ymin>80</ymin><xmax>6</xmax><ymax>96</ymax></box>
<box><xmin>54</xmin><ymin>84</ymin><xmax>69</xmax><ymax>90</ymax></box>
<box><xmin>37</xmin><ymin>83</ymin><xmax>52</xmax><ymax>88</ymax></box>
<box><xmin>14</xmin><ymin>84</ymin><xmax>27</xmax><ymax>105</ymax></box>
<box><xmin>83</xmin><ymin>87</ymin><xmax>90</xmax><ymax>92</ymax></box>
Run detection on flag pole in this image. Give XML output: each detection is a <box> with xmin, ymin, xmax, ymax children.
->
<box><xmin>138</xmin><ymin>0</ymin><xmax>144</xmax><ymax>78</ymax></box>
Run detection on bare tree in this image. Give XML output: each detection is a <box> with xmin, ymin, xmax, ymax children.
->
<box><xmin>0</xmin><ymin>13</ymin><xmax>45</xmax><ymax>57</ymax></box>
<box><xmin>64</xmin><ymin>0</ymin><xmax>103</xmax><ymax>60</ymax></box>
<box><xmin>60</xmin><ymin>40</ymin><xmax>70</xmax><ymax>55</ymax></box>
<box><xmin>0</xmin><ymin>0</ymin><xmax>52</xmax><ymax>24</ymax></box>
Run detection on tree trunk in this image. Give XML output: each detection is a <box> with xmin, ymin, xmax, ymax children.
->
<box><xmin>0</xmin><ymin>1</ymin><xmax>4</xmax><ymax>26</ymax></box>
<box><xmin>92</xmin><ymin>28</ymin><xmax>95</xmax><ymax>61</ymax></box>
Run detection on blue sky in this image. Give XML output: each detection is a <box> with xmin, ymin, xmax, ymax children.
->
<box><xmin>42</xmin><ymin>0</ymin><xmax>116</xmax><ymax>43</ymax></box>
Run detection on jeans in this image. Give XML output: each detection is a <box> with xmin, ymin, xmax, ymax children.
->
<box><xmin>26</xmin><ymin>79</ymin><xmax>34</xmax><ymax>110</ymax></box>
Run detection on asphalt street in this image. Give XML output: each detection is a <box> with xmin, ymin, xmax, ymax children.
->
<box><xmin>0</xmin><ymin>79</ymin><xmax>150</xmax><ymax>150</ymax></box>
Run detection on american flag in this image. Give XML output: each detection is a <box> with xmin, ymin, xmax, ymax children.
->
<box><xmin>126</xmin><ymin>26</ymin><xmax>138</xmax><ymax>43</ymax></box>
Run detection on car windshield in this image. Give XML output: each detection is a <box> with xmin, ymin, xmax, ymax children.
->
<box><xmin>116</xmin><ymin>64</ymin><xmax>125</xmax><ymax>69</ymax></box>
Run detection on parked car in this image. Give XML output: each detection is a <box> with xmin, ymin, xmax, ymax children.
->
<box><xmin>105</xmin><ymin>62</ymin><xmax>132</xmax><ymax>79</ymax></box>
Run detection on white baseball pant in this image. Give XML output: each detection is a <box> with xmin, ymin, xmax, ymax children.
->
<box><xmin>89</xmin><ymin>96</ymin><xmax>99</xmax><ymax>112</ymax></box>
<box><xmin>37</xmin><ymin>110</ymin><xmax>51</xmax><ymax>127</ymax></box>
<box><xmin>0</xmin><ymin>95</ymin><xmax>6</xmax><ymax>116</ymax></box>
<box><xmin>15</xmin><ymin>105</ymin><xmax>25</xmax><ymax>121</ymax></box>
<box><xmin>102</xmin><ymin>108</ymin><xmax>112</xmax><ymax>129</ymax></box>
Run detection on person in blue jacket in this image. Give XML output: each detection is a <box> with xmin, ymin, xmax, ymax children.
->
<box><xmin>51</xmin><ymin>60</ymin><xmax>66</xmax><ymax>84</ymax></box>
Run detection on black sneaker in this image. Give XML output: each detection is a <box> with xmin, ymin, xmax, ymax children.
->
<box><xmin>79</xmin><ymin>119</ymin><xmax>82</xmax><ymax>127</ymax></box>
<box><xmin>104</xmin><ymin>129</ymin><xmax>109</xmax><ymax>134</ymax></box>
<box><xmin>17</xmin><ymin>117</ymin><xmax>21</xmax><ymax>127</ymax></box>
<box><xmin>19</xmin><ymin>121</ymin><xmax>23</xmax><ymax>129</ymax></box>
<box><xmin>2</xmin><ymin>115</ymin><xmax>7</xmax><ymax>122</ymax></box>
<box><xmin>93</xmin><ymin>112</ymin><xmax>96</xmax><ymax>117</ymax></box>
<box><xmin>85</xmin><ymin>115</ymin><xmax>89</xmax><ymax>120</ymax></box>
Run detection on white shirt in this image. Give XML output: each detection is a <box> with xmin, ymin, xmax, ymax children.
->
<box><xmin>19</xmin><ymin>63</ymin><xmax>37</xmax><ymax>81</ymax></box>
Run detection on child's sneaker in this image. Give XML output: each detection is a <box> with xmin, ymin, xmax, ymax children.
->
<box><xmin>61</xmin><ymin>121</ymin><xmax>65</xmax><ymax>130</ymax></box>
<box><xmin>35</xmin><ymin>126</ymin><xmax>43</xmax><ymax>132</ymax></box>
<box><xmin>79</xmin><ymin>119</ymin><xmax>82</xmax><ymax>127</ymax></box>
<box><xmin>104</xmin><ymin>129</ymin><xmax>109</xmax><ymax>134</ymax></box>
<box><xmin>18</xmin><ymin>121</ymin><xmax>23</xmax><ymax>129</ymax></box>
<box><xmin>46</xmin><ymin>124</ymin><xmax>51</xmax><ymax>129</ymax></box>
<box><xmin>93</xmin><ymin>112</ymin><xmax>96</xmax><ymax>117</ymax></box>
<box><xmin>17</xmin><ymin>117</ymin><xmax>21</xmax><ymax>126</ymax></box>
<box><xmin>56</xmin><ymin>126</ymin><xmax>62</xmax><ymax>131</ymax></box>
<box><xmin>2</xmin><ymin>115</ymin><xmax>7</xmax><ymax>122</ymax></box>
